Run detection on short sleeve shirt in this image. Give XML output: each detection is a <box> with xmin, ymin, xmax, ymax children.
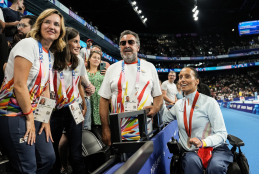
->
<box><xmin>0</xmin><ymin>38</ymin><xmax>52</xmax><ymax>116</ymax></box>
<box><xmin>98</xmin><ymin>59</ymin><xmax>162</xmax><ymax>113</ymax></box>
<box><xmin>52</xmin><ymin>57</ymin><xmax>87</xmax><ymax>110</ymax></box>
<box><xmin>2</xmin><ymin>7</ymin><xmax>22</xmax><ymax>23</ymax></box>
<box><xmin>79</xmin><ymin>47</ymin><xmax>90</xmax><ymax>62</ymax></box>
<box><xmin>161</xmin><ymin>80</ymin><xmax>178</xmax><ymax>103</ymax></box>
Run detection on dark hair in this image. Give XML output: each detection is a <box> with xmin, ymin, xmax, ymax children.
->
<box><xmin>86</xmin><ymin>51</ymin><xmax>102</xmax><ymax>71</ymax></box>
<box><xmin>120</xmin><ymin>30</ymin><xmax>140</xmax><ymax>47</ymax></box>
<box><xmin>53</xmin><ymin>27</ymin><xmax>79</xmax><ymax>71</ymax></box>
<box><xmin>184</xmin><ymin>67</ymin><xmax>199</xmax><ymax>80</ymax></box>
<box><xmin>21</xmin><ymin>15</ymin><xmax>37</xmax><ymax>27</ymax></box>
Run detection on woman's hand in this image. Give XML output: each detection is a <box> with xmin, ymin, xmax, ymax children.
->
<box><xmin>85</xmin><ymin>84</ymin><xmax>95</xmax><ymax>95</ymax></box>
<box><xmin>24</xmin><ymin>113</ymin><xmax>36</xmax><ymax>145</ymax></box>
<box><xmin>101</xmin><ymin>67</ymin><xmax>106</xmax><ymax>75</ymax></box>
<box><xmin>81</xmin><ymin>101</ymin><xmax>87</xmax><ymax>116</ymax></box>
<box><xmin>189</xmin><ymin>137</ymin><xmax>202</xmax><ymax>148</ymax></box>
<box><xmin>38</xmin><ymin>122</ymin><xmax>54</xmax><ymax>143</ymax></box>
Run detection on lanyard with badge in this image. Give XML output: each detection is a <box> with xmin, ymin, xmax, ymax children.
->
<box><xmin>59</xmin><ymin>64</ymin><xmax>84</xmax><ymax>124</ymax></box>
<box><xmin>122</xmin><ymin>59</ymin><xmax>140</xmax><ymax>112</ymax></box>
<box><xmin>183</xmin><ymin>91</ymin><xmax>200</xmax><ymax>148</ymax></box>
<box><xmin>34</xmin><ymin>41</ymin><xmax>56</xmax><ymax>123</ymax></box>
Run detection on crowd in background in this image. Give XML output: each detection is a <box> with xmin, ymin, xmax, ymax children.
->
<box><xmin>200</xmin><ymin>73</ymin><xmax>258</xmax><ymax>101</ymax></box>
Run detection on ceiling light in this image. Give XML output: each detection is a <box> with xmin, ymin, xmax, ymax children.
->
<box><xmin>194</xmin><ymin>10</ymin><xmax>199</xmax><ymax>16</ymax></box>
<box><xmin>141</xmin><ymin>15</ymin><xmax>144</xmax><ymax>18</ymax></box>
<box><xmin>143</xmin><ymin>18</ymin><xmax>147</xmax><ymax>22</ymax></box>
<box><xmin>138</xmin><ymin>10</ymin><xmax>142</xmax><ymax>14</ymax></box>
<box><xmin>232</xmin><ymin>29</ymin><xmax>234</xmax><ymax>31</ymax></box>
<box><xmin>132</xmin><ymin>1</ymin><xmax>136</xmax><ymax>5</ymax></box>
<box><xmin>194</xmin><ymin>17</ymin><xmax>198</xmax><ymax>21</ymax></box>
<box><xmin>192</xmin><ymin>6</ymin><xmax>197</xmax><ymax>12</ymax></box>
<box><xmin>134</xmin><ymin>6</ymin><xmax>138</xmax><ymax>11</ymax></box>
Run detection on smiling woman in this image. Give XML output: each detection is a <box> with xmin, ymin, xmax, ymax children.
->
<box><xmin>50</xmin><ymin>27</ymin><xmax>87</xmax><ymax>173</ymax></box>
<box><xmin>0</xmin><ymin>8</ymin><xmax>65</xmax><ymax>173</ymax></box>
<box><xmin>160</xmin><ymin>67</ymin><xmax>234</xmax><ymax>174</ymax></box>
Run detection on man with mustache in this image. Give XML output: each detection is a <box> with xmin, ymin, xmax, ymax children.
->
<box><xmin>98</xmin><ymin>30</ymin><xmax>163</xmax><ymax>145</ymax></box>
<box><xmin>3</xmin><ymin>15</ymin><xmax>37</xmax><ymax>72</ymax></box>
<box><xmin>2</xmin><ymin>0</ymin><xmax>24</xmax><ymax>41</ymax></box>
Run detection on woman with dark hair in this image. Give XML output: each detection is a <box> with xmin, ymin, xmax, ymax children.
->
<box><xmin>0</xmin><ymin>8</ymin><xmax>66</xmax><ymax>173</ymax></box>
<box><xmin>158</xmin><ymin>67</ymin><xmax>233</xmax><ymax>174</ymax></box>
<box><xmin>50</xmin><ymin>27</ymin><xmax>87</xmax><ymax>174</ymax></box>
<box><xmin>86</xmin><ymin>50</ymin><xmax>106</xmax><ymax>136</ymax></box>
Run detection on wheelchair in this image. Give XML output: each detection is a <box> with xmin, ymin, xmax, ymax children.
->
<box><xmin>167</xmin><ymin>134</ymin><xmax>249</xmax><ymax>174</ymax></box>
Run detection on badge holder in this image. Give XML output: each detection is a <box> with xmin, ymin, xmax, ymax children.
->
<box><xmin>69</xmin><ymin>102</ymin><xmax>84</xmax><ymax>124</ymax></box>
<box><xmin>34</xmin><ymin>96</ymin><xmax>56</xmax><ymax>123</ymax></box>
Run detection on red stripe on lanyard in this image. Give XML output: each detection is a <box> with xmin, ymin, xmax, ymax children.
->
<box><xmin>60</xmin><ymin>69</ymin><xmax>76</xmax><ymax>100</ymax></box>
<box><xmin>183</xmin><ymin>91</ymin><xmax>199</xmax><ymax>138</ymax></box>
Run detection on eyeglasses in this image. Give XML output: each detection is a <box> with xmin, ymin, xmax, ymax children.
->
<box><xmin>119</xmin><ymin>40</ymin><xmax>136</xmax><ymax>46</ymax></box>
<box><xmin>17</xmin><ymin>23</ymin><xmax>29</xmax><ymax>29</ymax></box>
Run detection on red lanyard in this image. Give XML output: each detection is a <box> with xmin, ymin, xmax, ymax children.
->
<box><xmin>183</xmin><ymin>91</ymin><xmax>200</xmax><ymax>138</ymax></box>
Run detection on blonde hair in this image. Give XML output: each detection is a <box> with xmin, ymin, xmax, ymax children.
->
<box><xmin>27</xmin><ymin>9</ymin><xmax>66</xmax><ymax>53</ymax></box>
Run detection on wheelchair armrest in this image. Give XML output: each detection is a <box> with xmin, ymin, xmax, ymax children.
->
<box><xmin>227</xmin><ymin>134</ymin><xmax>244</xmax><ymax>147</ymax></box>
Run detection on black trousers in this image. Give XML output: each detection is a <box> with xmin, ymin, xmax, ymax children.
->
<box><xmin>50</xmin><ymin>107</ymin><xmax>85</xmax><ymax>174</ymax></box>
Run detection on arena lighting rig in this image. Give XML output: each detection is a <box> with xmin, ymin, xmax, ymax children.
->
<box><xmin>128</xmin><ymin>0</ymin><xmax>148</xmax><ymax>27</ymax></box>
<box><xmin>192</xmin><ymin>0</ymin><xmax>198</xmax><ymax>21</ymax></box>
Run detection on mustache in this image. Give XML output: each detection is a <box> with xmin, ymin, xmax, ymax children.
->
<box><xmin>123</xmin><ymin>48</ymin><xmax>133</xmax><ymax>52</ymax></box>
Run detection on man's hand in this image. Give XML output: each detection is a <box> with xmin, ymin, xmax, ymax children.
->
<box><xmin>189</xmin><ymin>137</ymin><xmax>202</xmax><ymax>148</ymax></box>
<box><xmin>13</xmin><ymin>21</ymin><xmax>19</xmax><ymax>26</ymax></box>
<box><xmin>102</xmin><ymin>127</ymin><xmax>111</xmax><ymax>146</ymax></box>
<box><xmin>144</xmin><ymin>105</ymin><xmax>159</xmax><ymax>118</ymax></box>
<box><xmin>169</xmin><ymin>101</ymin><xmax>175</xmax><ymax>105</ymax></box>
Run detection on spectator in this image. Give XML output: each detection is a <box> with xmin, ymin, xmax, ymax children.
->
<box><xmin>51</xmin><ymin>27</ymin><xmax>86</xmax><ymax>174</ymax></box>
<box><xmin>91</xmin><ymin>44</ymin><xmax>111</xmax><ymax>69</ymax></box>
<box><xmin>0</xmin><ymin>34</ymin><xmax>8</xmax><ymax>81</ymax></box>
<box><xmin>79</xmin><ymin>38</ymin><xmax>93</xmax><ymax>65</ymax></box>
<box><xmin>2</xmin><ymin>0</ymin><xmax>24</xmax><ymax>41</ymax></box>
<box><xmin>161</xmin><ymin>71</ymin><xmax>178</xmax><ymax>105</ymax></box>
<box><xmin>85</xmin><ymin>50</ymin><xmax>106</xmax><ymax>135</ymax></box>
<box><xmin>176</xmin><ymin>81</ymin><xmax>183</xmax><ymax>99</ymax></box>
<box><xmin>0</xmin><ymin>8</ymin><xmax>66</xmax><ymax>173</ymax></box>
<box><xmin>3</xmin><ymin>15</ymin><xmax>37</xmax><ymax>73</ymax></box>
<box><xmin>98</xmin><ymin>30</ymin><xmax>163</xmax><ymax>145</ymax></box>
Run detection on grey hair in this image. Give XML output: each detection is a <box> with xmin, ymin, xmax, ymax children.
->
<box><xmin>169</xmin><ymin>71</ymin><xmax>176</xmax><ymax>75</ymax></box>
<box><xmin>120</xmin><ymin>30</ymin><xmax>140</xmax><ymax>47</ymax></box>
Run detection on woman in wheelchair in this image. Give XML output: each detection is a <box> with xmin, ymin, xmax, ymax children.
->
<box><xmin>160</xmin><ymin>67</ymin><xmax>233</xmax><ymax>174</ymax></box>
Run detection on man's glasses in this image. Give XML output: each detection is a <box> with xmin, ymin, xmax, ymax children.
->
<box><xmin>17</xmin><ymin>23</ymin><xmax>29</xmax><ymax>29</ymax></box>
<box><xmin>119</xmin><ymin>40</ymin><xmax>136</xmax><ymax>46</ymax></box>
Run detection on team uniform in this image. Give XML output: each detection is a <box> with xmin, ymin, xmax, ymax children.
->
<box><xmin>99</xmin><ymin>59</ymin><xmax>162</xmax><ymax>139</ymax></box>
<box><xmin>161</xmin><ymin>80</ymin><xmax>178</xmax><ymax>104</ymax></box>
<box><xmin>0</xmin><ymin>38</ymin><xmax>55</xmax><ymax>173</ymax></box>
<box><xmin>50</xmin><ymin>58</ymin><xmax>86</xmax><ymax>174</ymax></box>
<box><xmin>160</xmin><ymin>90</ymin><xmax>233</xmax><ymax>173</ymax></box>
<box><xmin>50</xmin><ymin>56</ymin><xmax>86</xmax><ymax>174</ymax></box>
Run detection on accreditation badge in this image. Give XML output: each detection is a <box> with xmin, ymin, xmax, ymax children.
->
<box><xmin>34</xmin><ymin>96</ymin><xmax>56</xmax><ymax>123</ymax></box>
<box><xmin>124</xmin><ymin>96</ymin><xmax>138</xmax><ymax>112</ymax></box>
<box><xmin>69</xmin><ymin>102</ymin><xmax>84</xmax><ymax>124</ymax></box>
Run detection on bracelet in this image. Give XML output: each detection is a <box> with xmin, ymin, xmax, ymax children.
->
<box><xmin>23</xmin><ymin>108</ymin><xmax>33</xmax><ymax>115</ymax></box>
<box><xmin>199</xmin><ymin>139</ymin><xmax>203</xmax><ymax>148</ymax></box>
